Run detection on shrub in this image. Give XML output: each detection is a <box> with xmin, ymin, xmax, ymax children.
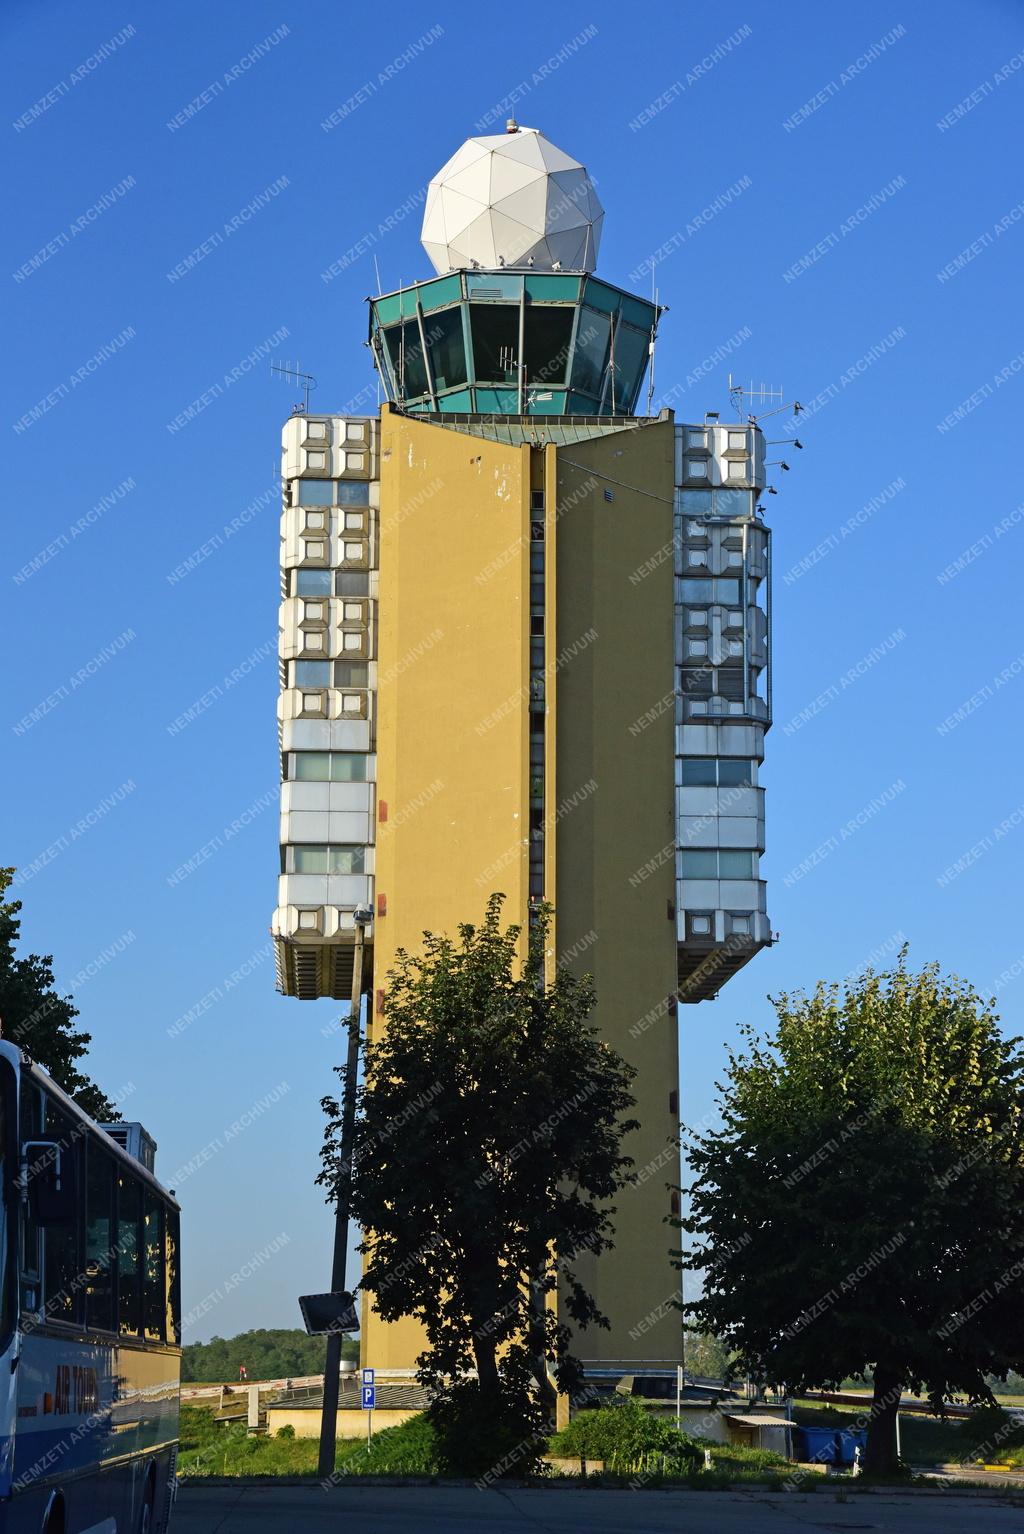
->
<box><xmin>428</xmin><ymin>1379</ymin><xmax>548</xmax><ymax>1479</ymax></box>
<box><xmin>275</xmin><ymin>1424</ymin><xmax>296</xmax><ymax>1439</ymax></box>
<box><xmin>956</xmin><ymin>1405</ymin><xmax>1024</xmax><ymax>1462</ymax></box>
<box><xmin>549</xmin><ymin>1397</ymin><xmax>701</xmax><ymax>1473</ymax></box>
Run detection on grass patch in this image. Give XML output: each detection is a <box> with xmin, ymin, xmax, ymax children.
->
<box><xmin>177</xmin><ymin>1405</ymin><xmax>440</xmax><ymax>1479</ymax></box>
<box><xmin>178</xmin><ymin>1402</ymin><xmax>796</xmax><ymax>1485</ymax></box>
<box><xmin>362</xmin><ymin>1414</ymin><xmax>441</xmax><ymax>1475</ymax></box>
<box><xmin>183</xmin><ymin>1399</ymin><xmax>1024</xmax><ymax>1487</ymax></box>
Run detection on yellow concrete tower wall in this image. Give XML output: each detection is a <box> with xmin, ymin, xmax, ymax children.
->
<box><xmin>550</xmin><ymin>422</ymin><xmax>683</xmax><ymax>1371</ymax></box>
<box><xmin>364</xmin><ymin>407</ymin><xmax>532</xmax><ymax>1372</ymax></box>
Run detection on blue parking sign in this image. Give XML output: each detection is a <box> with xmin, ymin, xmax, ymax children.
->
<box><xmin>361</xmin><ymin>1384</ymin><xmax>376</xmax><ymax>1409</ymax></box>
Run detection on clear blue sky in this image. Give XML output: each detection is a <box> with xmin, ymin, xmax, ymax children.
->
<box><xmin>3</xmin><ymin>0</ymin><xmax>1022</xmax><ymax>1344</ymax></box>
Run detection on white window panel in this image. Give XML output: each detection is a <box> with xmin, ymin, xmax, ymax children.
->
<box><xmin>279</xmin><ymin>873</ymin><xmax>331</xmax><ymax>905</ymax></box>
<box><xmin>325</xmin><ymin>871</ymin><xmax>373</xmax><ymax>903</ymax></box>
<box><xmin>327</xmin><ymin>720</ymin><xmax>372</xmax><ymax>751</ymax></box>
<box><xmin>326</xmin><ymin>781</ymin><xmax>373</xmax><ymax>812</ymax></box>
<box><xmin>281</xmin><ymin>782</ymin><xmax>332</xmax><ymax>815</ymax></box>
<box><xmin>717</xmin><ymin>786</ymin><xmax>761</xmax><ymax>815</ymax></box>
<box><xmin>282</xmin><ymin>810</ymin><xmax>331</xmax><ymax>843</ymax></box>
<box><xmin>678</xmin><ymin>816</ymin><xmax>720</xmax><ymax>849</ymax></box>
<box><xmin>282</xmin><ymin>719</ymin><xmax>333</xmax><ymax>752</ymax></box>
<box><xmin>678</xmin><ymin>787</ymin><xmax>719</xmax><ymax>819</ymax></box>
<box><xmin>717</xmin><ymin>816</ymin><xmax>762</xmax><ymax>850</ymax></box>
<box><xmin>327</xmin><ymin>811</ymin><xmax>370</xmax><ymax>843</ymax></box>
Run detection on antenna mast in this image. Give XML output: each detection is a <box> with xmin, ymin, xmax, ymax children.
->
<box><xmin>728</xmin><ymin>376</ymin><xmax>802</xmax><ymax>425</ymax></box>
<box><xmin>270</xmin><ymin>361</ymin><xmax>318</xmax><ymax>413</ymax></box>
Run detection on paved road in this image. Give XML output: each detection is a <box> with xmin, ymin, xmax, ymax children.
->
<box><xmin>175</xmin><ymin>1484</ymin><xmax>1024</xmax><ymax>1531</ymax></box>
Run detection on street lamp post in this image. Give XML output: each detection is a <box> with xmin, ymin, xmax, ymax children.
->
<box><xmin>317</xmin><ymin>910</ymin><xmax>370</xmax><ymax>1480</ymax></box>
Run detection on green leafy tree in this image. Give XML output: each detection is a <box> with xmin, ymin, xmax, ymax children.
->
<box><xmin>319</xmin><ymin>896</ymin><xmax>638</xmax><ymax>1476</ymax></box>
<box><xmin>0</xmin><ymin>868</ymin><xmax>116</xmax><ymax>1119</ymax></box>
<box><xmin>681</xmin><ymin>952</ymin><xmax>1024</xmax><ymax>1476</ymax></box>
<box><xmin>181</xmin><ymin>1328</ymin><xmax>356</xmax><ymax>1383</ymax></box>
<box><xmin>684</xmin><ymin>1331</ymin><xmax>732</xmax><ymax>1381</ymax></box>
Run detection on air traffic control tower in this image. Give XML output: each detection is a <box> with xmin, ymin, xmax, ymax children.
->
<box><xmin>272</xmin><ymin>124</ymin><xmax>774</xmax><ymax>1382</ymax></box>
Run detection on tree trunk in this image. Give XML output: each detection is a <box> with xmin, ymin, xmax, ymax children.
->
<box><xmin>528</xmin><ymin>1280</ymin><xmax>557</xmax><ymax>1426</ymax></box>
<box><xmin>472</xmin><ymin>1333</ymin><xmax>501</xmax><ymax>1400</ymax></box>
<box><xmin>862</xmin><ymin>1365</ymin><xmax>902</xmax><ymax>1476</ymax></box>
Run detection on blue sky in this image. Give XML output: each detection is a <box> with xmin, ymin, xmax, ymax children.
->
<box><xmin>3</xmin><ymin>0</ymin><xmax>1023</xmax><ymax>1344</ymax></box>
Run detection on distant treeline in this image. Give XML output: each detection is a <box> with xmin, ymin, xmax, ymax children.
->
<box><xmin>182</xmin><ymin>1328</ymin><xmax>358</xmax><ymax>1383</ymax></box>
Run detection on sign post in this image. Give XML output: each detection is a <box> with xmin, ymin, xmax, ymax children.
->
<box><xmin>361</xmin><ymin>1368</ymin><xmax>375</xmax><ymax>1448</ymax></box>
<box><xmin>316</xmin><ymin>911</ymin><xmax>370</xmax><ymax>1480</ymax></box>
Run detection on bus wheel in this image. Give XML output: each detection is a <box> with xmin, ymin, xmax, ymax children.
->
<box><xmin>137</xmin><ymin>1469</ymin><xmax>156</xmax><ymax>1534</ymax></box>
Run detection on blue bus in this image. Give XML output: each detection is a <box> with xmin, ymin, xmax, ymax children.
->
<box><xmin>0</xmin><ymin>1041</ymin><xmax>181</xmax><ymax>1532</ymax></box>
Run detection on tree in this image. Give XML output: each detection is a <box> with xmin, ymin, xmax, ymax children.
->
<box><xmin>181</xmin><ymin>1328</ymin><xmax>356</xmax><ymax>1383</ymax></box>
<box><xmin>681</xmin><ymin>951</ymin><xmax>1024</xmax><ymax>1476</ymax></box>
<box><xmin>0</xmin><ymin>868</ymin><xmax>116</xmax><ymax>1119</ymax></box>
<box><xmin>319</xmin><ymin>896</ymin><xmax>638</xmax><ymax>1475</ymax></box>
<box><xmin>684</xmin><ymin>1331</ymin><xmax>731</xmax><ymax>1381</ymax></box>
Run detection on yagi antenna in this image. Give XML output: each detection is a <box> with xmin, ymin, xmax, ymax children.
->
<box><xmin>728</xmin><ymin>375</ymin><xmax>802</xmax><ymax>425</ymax></box>
<box><xmin>270</xmin><ymin>361</ymin><xmax>318</xmax><ymax>413</ymax></box>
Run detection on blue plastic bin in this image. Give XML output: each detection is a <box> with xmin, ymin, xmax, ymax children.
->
<box><xmin>793</xmin><ymin>1426</ymin><xmax>867</xmax><ymax>1465</ymax></box>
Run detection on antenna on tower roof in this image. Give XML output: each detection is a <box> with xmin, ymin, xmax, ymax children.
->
<box><xmin>728</xmin><ymin>375</ymin><xmax>801</xmax><ymax>425</ymax></box>
<box><xmin>270</xmin><ymin>361</ymin><xmax>317</xmax><ymax>413</ymax></box>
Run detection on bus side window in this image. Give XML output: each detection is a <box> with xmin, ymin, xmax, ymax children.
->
<box><xmin>117</xmin><ymin>1174</ymin><xmax>142</xmax><ymax>1336</ymax></box>
<box><xmin>85</xmin><ymin>1141</ymin><xmax>116</xmax><ymax>1332</ymax></box>
<box><xmin>19</xmin><ymin>1085</ymin><xmax>41</xmax><ymax>1311</ymax></box>
<box><xmin>166</xmin><ymin>1207</ymin><xmax>181</xmax><ymax>1345</ymax></box>
<box><xmin>143</xmin><ymin>1192</ymin><xmax>164</xmax><ymax>1342</ymax></box>
<box><xmin>41</xmin><ymin>1100</ymin><xmax>81</xmax><ymax>1325</ymax></box>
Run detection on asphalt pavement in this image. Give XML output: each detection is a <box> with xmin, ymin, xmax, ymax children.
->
<box><xmin>174</xmin><ymin>1484</ymin><xmax>1024</xmax><ymax>1531</ymax></box>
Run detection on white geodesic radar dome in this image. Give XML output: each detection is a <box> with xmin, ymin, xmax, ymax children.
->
<box><xmin>420</xmin><ymin>126</ymin><xmax>604</xmax><ymax>274</ymax></box>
